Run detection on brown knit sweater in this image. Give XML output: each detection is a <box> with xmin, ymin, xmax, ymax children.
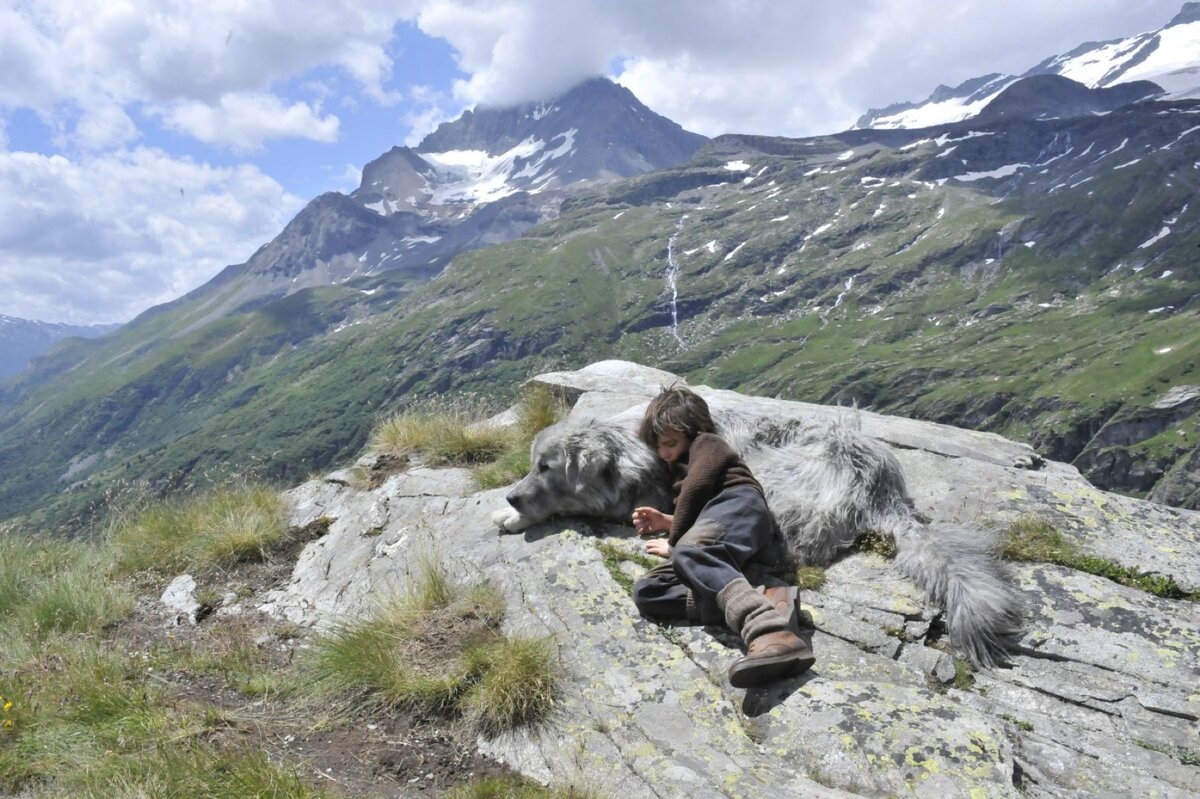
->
<box><xmin>668</xmin><ymin>433</ymin><xmax>764</xmax><ymax>545</ymax></box>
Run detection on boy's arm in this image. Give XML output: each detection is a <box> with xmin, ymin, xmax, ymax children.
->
<box><xmin>633</xmin><ymin>507</ymin><xmax>673</xmax><ymax>535</ymax></box>
<box><xmin>669</xmin><ymin>433</ymin><xmax>737</xmax><ymax>543</ymax></box>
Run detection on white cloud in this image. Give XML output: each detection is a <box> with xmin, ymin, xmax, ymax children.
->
<box><xmin>74</xmin><ymin>102</ymin><xmax>141</xmax><ymax>151</ymax></box>
<box><xmin>411</xmin><ymin>0</ymin><xmax>1185</xmax><ymax>136</ymax></box>
<box><xmin>0</xmin><ymin>148</ymin><xmax>304</xmax><ymax>325</ymax></box>
<box><xmin>1</xmin><ymin>0</ymin><xmax>423</xmax><ymax>149</ymax></box>
<box><xmin>161</xmin><ymin>93</ymin><xmax>341</xmax><ymax>150</ymax></box>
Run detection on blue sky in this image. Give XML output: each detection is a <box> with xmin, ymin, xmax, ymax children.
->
<box><xmin>0</xmin><ymin>0</ymin><xmax>1186</xmax><ymax>325</ymax></box>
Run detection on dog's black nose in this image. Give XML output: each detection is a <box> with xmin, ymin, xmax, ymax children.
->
<box><xmin>506</xmin><ymin>492</ymin><xmax>524</xmax><ymax>511</ymax></box>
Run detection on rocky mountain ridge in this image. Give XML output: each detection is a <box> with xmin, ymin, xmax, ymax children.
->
<box><xmin>857</xmin><ymin>2</ymin><xmax>1200</xmax><ymax>128</ymax></box>
<box><xmin>256</xmin><ymin>361</ymin><xmax>1199</xmax><ymax>798</ymax></box>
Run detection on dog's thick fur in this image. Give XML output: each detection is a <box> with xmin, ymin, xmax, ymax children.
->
<box><xmin>493</xmin><ymin>412</ymin><xmax>1023</xmax><ymax>667</ymax></box>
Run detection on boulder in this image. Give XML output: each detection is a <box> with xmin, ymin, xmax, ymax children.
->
<box><xmin>262</xmin><ymin>361</ymin><xmax>1199</xmax><ymax>797</ymax></box>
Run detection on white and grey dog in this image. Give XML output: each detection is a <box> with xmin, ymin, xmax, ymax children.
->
<box><xmin>492</xmin><ymin>412</ymin><xmax>1023</xmax><ymax>667</ymax></box>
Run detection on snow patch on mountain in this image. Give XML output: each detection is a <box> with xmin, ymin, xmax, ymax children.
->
<box><xmin>418</xmin><ymin>128</ymin><xmax>579</xmax><ymax>206</ymax></box>
<box><xmin>1108</xmin><ymin>21</ymin><xmax>1200</xmax><ymax>96</ymax></box>
<box><xmin>953</xmin><ymin>163</ymin><xmax>1029</xmax><ymax>182</ymax></box>
<box><xmin>1139</xmin><ymin>226</ymin><xmax>1172</xmax><ymax>248</ymax></box>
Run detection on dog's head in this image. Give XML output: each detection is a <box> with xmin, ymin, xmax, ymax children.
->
<box><xmin>504</xmin><ymin>418</ymin><xmax>666</xmax><ymax>523</ymax></box>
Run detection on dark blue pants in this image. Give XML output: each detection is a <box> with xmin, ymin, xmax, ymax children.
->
<box><xmin>633</xmin><ymin>485</ymin><xmax>789</xmax><ymax>626</ymax></box>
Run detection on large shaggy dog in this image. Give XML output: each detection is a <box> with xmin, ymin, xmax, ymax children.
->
<box><xmin>492</xmin><ymin>411</ymin><xmax>1023</xmax><ymax>667</ymax></box>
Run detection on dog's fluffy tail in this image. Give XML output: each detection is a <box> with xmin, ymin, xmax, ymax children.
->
<box><xmin>875</xmin><ymin>509</ymin><xmax>1023</xmax><ymax>667</ymax></box>
<box><xmin>757</xmin><ymin>418</ymin><xmax>1023</xmax><ymax>667</ymax></box>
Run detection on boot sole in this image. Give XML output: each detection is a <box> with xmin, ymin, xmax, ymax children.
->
<box><xmin>728</xmin><ymin>650</ymin><xmax>816</xmax><ymax>689</ymax></box>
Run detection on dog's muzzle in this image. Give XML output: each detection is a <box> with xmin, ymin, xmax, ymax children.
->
<box><xmin>505</xmin><ymin>491</ymin><xmax>525</xmax><ymax>511</ymax></box>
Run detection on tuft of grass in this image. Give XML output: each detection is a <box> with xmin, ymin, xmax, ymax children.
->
<box><xmin>795</xmin><ymin>565</ymin><xmax>827</xmax><ymax>591</ymax></box>
<box><xmin>309</xmin><ymin>560</ymin><xmax>556</xmax><ymax>735</ymax></box>
<box><xmin>474</xmin><ymin>385</ymin><xmax>567</xmax><ymax>489</ymax></box>
<box><xmin>370</xmin><ymin>394</ymin><xmax>513</xmax><ymax>465</ymax></box>
<box><xmin>462</xmin><ymin>636</ymin><xmax>558</xmax><ymax>736</ymax></box>
<box><xmin>1001</xmin><ymin>516</ymin><xmax>1198</xmax><ymax>600</ymax></box>
<box><xmin>446</xmin><ymin>775</ymin><xmax>596</xmax><ymax>799</ymax></box>
<box><xmin>856</xmin><ymin>529</ymin><xmax>897</xmax><ymax>559</ymax></box>
<box><xmin>515</xmin><ymin>384</ymin><xmax>567</xmax><ymax>443</ymax></box>
<box><xmin>999</xmin><ymin>517</ymin><xmax>1072</xmax><ymax>563</ymax></box>
<box><xmin>108</xmin><ymin>483</ymin><xmax>287</xmax><ymax>575</ymax></box>
<box><xmin>952</xmin><ymin>657</ymin><xmax>975</xmax><ymax>690</ymax></box>
<box><xmin>369</xmin><ymin>385</ymin><xmax>564</xmax><ymax>489</ymax></box>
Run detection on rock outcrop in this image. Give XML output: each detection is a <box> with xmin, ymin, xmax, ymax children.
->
<box><xmin>263</xmin><ymin>361</ymin><xmax>1199</xmax><ymax>798</ymax></box>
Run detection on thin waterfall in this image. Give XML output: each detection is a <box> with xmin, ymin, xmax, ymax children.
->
<box><xmin>666</xmin><ymin>216</ymin><xmax>687</xmax><ymax>346</ymax></box>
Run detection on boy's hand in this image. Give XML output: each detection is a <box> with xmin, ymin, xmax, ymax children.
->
<box><xmin>644</xmin><ymin>538</ymin><xmax>670</xmax><ymax>559</ymax></box>
<box><xmin>632</xmin><ymin>506</ymin><xmax>672</xmax><ymax>536</ymax></box>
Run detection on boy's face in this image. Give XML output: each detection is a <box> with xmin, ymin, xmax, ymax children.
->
<box><xmin>656</xmin><ymin>429</ymin><xmax>690</xmax><ymax>464</ymax></box>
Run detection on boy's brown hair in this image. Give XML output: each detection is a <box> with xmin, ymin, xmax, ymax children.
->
<box><xmin>638</xmin><ymin>385</ymin><xmax>717</xmax><ymax>448</ymax></box>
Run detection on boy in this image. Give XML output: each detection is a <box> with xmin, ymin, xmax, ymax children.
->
<box><xmin>631</xmin><ymin>386</ymin><xmax>815</xmax><ymax>687</ymax></box>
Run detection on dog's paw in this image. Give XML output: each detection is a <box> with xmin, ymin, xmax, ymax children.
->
<box><xmin>491</xmin><ymin>507</ymin><xmax>532</xmax><ymax>533</ymax></box>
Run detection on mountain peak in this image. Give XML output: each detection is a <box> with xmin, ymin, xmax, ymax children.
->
<box><xmin>1169</xmin><ymin>1</ymin><xmax>1200</xmax><ymax>26</ymax></box>
<box><xmin>416</xmin><ymin>77</ymin><xmax>705</xmax><ymax>163</ymax></box>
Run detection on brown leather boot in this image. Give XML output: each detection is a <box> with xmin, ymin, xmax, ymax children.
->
<box><xmin>727</xmin><ymin>629</ymin><xmax>815</xmax><ymax>688</ymax></box>
<box><xmin>759</xmin><ymin>585</ymin><xmax>801</xmax><ymax>635</ymax></box>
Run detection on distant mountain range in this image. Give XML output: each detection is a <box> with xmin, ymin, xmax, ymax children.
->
<box><xmin>0</xmin><ymin>315</ymin><xmax>117</xmax><ymax>378</ymax></box>
<box><xmin>1</xmin><ymin>9</ymin><xmax>1197</xmax><ymax>532</ymax></box>
<box><xmin>857</xmin><ymin>2</ymin><xmax>1200</xmax><ymax>128</ymax></box>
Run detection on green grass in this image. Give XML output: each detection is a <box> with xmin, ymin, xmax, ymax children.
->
<box><xmin>368</xmin><ymin>383</ymin><xmax>567</xmax><ymax>490</ymax></box>
<box><xmin>1133</xmin><ymin>739</ymin><xmax>1200</xmax><ymax>766</ymax></box>
<box><xmin>370</xmin><ymin>394</ymin><xmax>514</xmax><ymax>465</ymax></box>
<box><xmin>1001</xmin><ymin>517</ymin><xmax>1197</xmax><ymax>600</ymax></box>
<box><xmin>0</xmin><ymin>535</ymin><xmax>133</xmax><ymax>638</ymax></box>
<box><xmin>0</xmin><ymin>634</ymin><xmax>325</xmax><ymax>798</ymax></box>
<box><xmin>461</xmin><ymin>636</ymin><xmax>560</xmax><ymax>736</ymax></box>
<box><xmin>596</xmin><ymin>541</ymin><xmax>660</xmax><ymax>595</ymax></box>
<box><xmin>369</xmin><ymin>383</ymin><xmax>566</xmax><ymax>490</ymax></box>
<box><xmin>0</xmin><ymin>529</ymin><xmax>328</xmax><ymax>798</ymax></box>
<box><xmin>108</xmin><ymin>483</ymin><xmax>287</xmax><ymax>575</ymax></box>
<box><xmin>308</xmin><ymin>558</ymin><xmax>557</xmax><ymax>735</ymax></box>
<box><xmin>474</xmin><ymin>384</ymin><xmax>567</xmax><ymax>488</ymax></box>
<box><xmin>952</xmin><ymin>657</ymin><xmax>975</xmax><ymax>690</ymax></box>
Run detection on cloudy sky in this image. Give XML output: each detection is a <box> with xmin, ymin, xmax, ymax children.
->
<box><xmin>0</xmin><ymin>0</ymin><xmax>1186</xmax><ymax>325</ymax></box>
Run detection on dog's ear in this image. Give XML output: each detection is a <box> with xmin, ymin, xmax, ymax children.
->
<box><xmin>570</xmin><ymin>447</ymin><xmax>616</xmax><ymax>493</ymax></box>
